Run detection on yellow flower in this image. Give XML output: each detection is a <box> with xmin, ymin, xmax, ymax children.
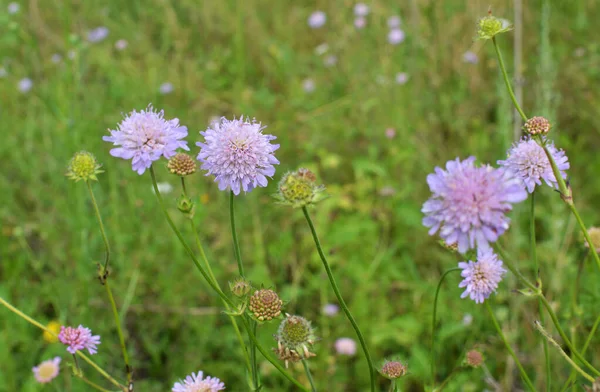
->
<box><xmin>43</xmin><ymin>320</ymin><xmax>61</xmax><ymax>343</ymax></box>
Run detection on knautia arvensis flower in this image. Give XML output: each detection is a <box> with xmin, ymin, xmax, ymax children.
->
<box><xmin>66</xmin><ymin>151</ymin><xmax>103</xmax><ymax>182</ymax></box>
<box><xmin>422</xmin><ymin>157</ymin><xmax>527</xmax><ymax>253</ymax></box>
<box><xmin>465</xmin><ymin>349</ymin><xmax>484</xmax><ymax>368</ymax></box>
<box><xmin>196</xmin><ymin>117</ymin><xmax>280</xmax><ymax>195</ymax></box>
<box><xmin>32</xmin><ymin>357</ymin><xmax>61</xmax><ymax>383</ymax></box>
<box><xmin>248</xmin><ymin>288</ymin><xmax>283</xmax><ymax>321</ymax></box>
<box><xmin>172</xmin><ymin>371</ymin><xmax>225</xmax><ymax>392</ymax></box>
<box><xmin>168</xmin><ymin>152</ymin><xmax>197</xmax><ymax>177</ymax></box>
<box><xmin>523</xmin><ymin>116</ymin><xmax>551</xmax><ymax>136</ymax></box>
<box><xmin>58</xmin><ymin>325</ymin><xmax>101</xmax><ymax>354</ymax></box>
<box><xmin>458</xmin><ymin>248</ymin><xmax>506</xmax><ymax>304</ymax></box>
<box><xmin>379</xmin><ymin>360</ymin><xmax>407</xmax><ymax>380</ymax></box>
<box><xmin>274</xmin><ymin>314</ymin><xmax>317</xmax><ymax>367</ymax></box>
<box><xmin>103</xmin><ymin>105</ymin><xmax>189</xmax><ymax>175</ymax></box>
<box><xmin>498</xmin><ymin>137</ymin><xmax>569</xmax><ymax>193</ymax></box>
<box><xmin>229</xmin><ymin>277</ymin><xmax>251</xmax><ymax>298</ymax></box>
<box><xmin>274</xmin><ymin>168</ymin><xmax>326</xmax><ymax>208</ymax></box>
<box><xmin>476</xmin><ymin>13</ymin><xmax>511</xmax><ymax>40</ymax></box>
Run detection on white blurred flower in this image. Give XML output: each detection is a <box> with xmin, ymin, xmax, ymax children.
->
<box><xmin>0</xmin><ymin>67</ymin><xmax>7</xmax><ymax>78</ymax></box>
<box><xmin>324</xmin><ymin>55</ymin><xmax>337</xmax><ymax>67</ymax></box>
<box><xmin>323</xmin><ymin>303</ymin><xmax>339</xmax><ymax>316</ymax></box>
<box><xmin>388</xmin><ymin>28</ymin><xmax>405</xmax><ymax>45</ymax></box>
<box><xmin>354</xmin><ymin>17</ymin><xmax>366</xmax><ymax>30</ymax></box>
<box><xmin>51</xmin><ymin>54</ymin><xmax>62</xmax><ymax>64</ymax></box>
<box><xmin>8</xmin><ymin>2</ymin><xmax>19</xmax><ymax>14</ymax></box>
<box><xmin>302</xmin><ymin>78</ymin><xmax>315</xmax><ymax>93</ymax></box>
<box><xmin>385</xmin><ymin>128</ymin><xmax>396</xmax><ymax>139</ymax></box>
<box><xmin>388</xmin><ymin>16</ymin><xmax>401</xmax><ymax>28</ymax></box>
<box><xmin>308</xmin><ymin>11</ymin><xmax>326</xmax><ymax>29</ymax></box>
<box><xmin>335</xmin><ymin>338</ymin><xmax>357</xmax><ymax>356</ymax></box>
<box><xmin>354</xmin><ymin>3</ymin><xmax>370</xmax><ymax>17</ymax></box>
<box><xmin>159</xmin><ymin>82</ymin><xmax>174</xmax><ymax>95</ymax></box>
<box><xmin>462</xmin><ymin>51</ymin><xmax>478</xmax><ymax>64</ymax></box>
<box><xmin>18</xmin><ymin>78</ymin><xmax>33</xmax><ymax>93</ymax></box>
<box><xmin>463</xmin><ymin>313</ymin><xmax>473</xmax><ymax>326</ymax></box>
<box><xmin>315</xmin><ymin>43</ymin><xmax>329</xmax><ymax>55</ymax></box>
<box><xmin>395</xmin><ymin>72</ymin><xmax>409</xmax><ymax>85</ymax></box>
<box><xmin>115</xmin><ymin>39</ymin><xmax>128</xmax><ymax>51</ymax></box>
<box><xmin>87</xmin><ymin>27</ymin><xmax>109</xmax><ymax>43</ymax></box>
<box><xmin>153</xmin><ymin>182</ymin><xmax>173</xmax><ymax>194</ymax></box>
<box><xmin>379</xmin><ymin>186</ymin><xmax>396</xmax><ymax>197</ymax></box>
<box><xmin>68</xmin><ymin>50</ymin><xmax>77</xmax><ymax>60</ymax></box>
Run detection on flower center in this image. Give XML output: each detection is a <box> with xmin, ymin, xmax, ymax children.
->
<box><xmin>38</xmin><ymin>363</ymin><xmax>56</xmax><ymax>378</ymax></box>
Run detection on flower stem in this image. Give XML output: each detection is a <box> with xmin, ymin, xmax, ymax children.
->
<box><xmin>0</xmin><ymin>296</ymin><xmax>127</xmax><ymax>391</ymax></box>
<box><xmin>485</xmin><ymin>301</ymin><xmax>536</xmax><ymax>391</ymax></box>
<box><xmin>431</xmin><ymin>267</ymin><xmax>461</xmax><ymax>385</ymax></box>
<box><xmin>435</xmin><ymin>366</ymin><xmax>466</xmax><ymax>392</ymax></box>
<box><xmin>567</xmin><ymin>203</ymin><xmax>600</xmax><ymax>272</ymax></box>
<box><xmin>301</xmin><ymin>207</ymin><xmax>375</xmax><ymax>392</ymax></box>
<box><xmin>530</xmin><ymin>193</ymin><xmax>551</xmax><ymax>390</ymax></box>
<box><xmin>537</xmin><ymin>294</ymin><xmax>600</xmax><ymax>377</ymax></box>
<box><xmin>149</xmin><ymin>166</ymin><xmax>234</xmax><ymax>308</ymax></box>
<box><xmin>492</xmin><ymin>37</ymin><xmax>527</xmax><ymax>122</ymax></box>
<box><xmin>86</xmin><ymin>181</ymin><xmax>132</xmax><ymax>386</ymax></box>
<box><xmin>77</xmin><ymin>376</ymin><xmax>115</xmax><ymax>392</ymax></box>
<box><xmin>230</xmin><ymin>191</ymin><xmax>245</xmax><ymax>277</ymax></box>
<box><xmin>561</xmin><ymin>313</ymin><xmax>600</xmax><ymax>391</ymax></box>
<box><xmin>302</xmin><ymin>359</ymin><xmax>318</xmax><ymax>392</ymax></box>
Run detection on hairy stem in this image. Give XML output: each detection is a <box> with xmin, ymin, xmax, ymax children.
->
<box><xmin>302</xmin><ymin>359</ymin><xmax>318</xmax><ymax>392</ymax></box>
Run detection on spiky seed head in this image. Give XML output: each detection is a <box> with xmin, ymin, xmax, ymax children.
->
<box><xmin>274</xmin><ymin>168</ymin><xmax>327</xmax><ymax>208</ymax></box>
<box><xmin>229</xmin><ymin>277</ymin><xmax>252</xmax><ymax>298</ymax></box>
<box><xmin>249</xmin><ymin>289</ymin><xmax>283</xmax><ymax>322</ymax></box>
<box><xmin>584</xmin><ymin>227</ymin><xmax>600</xmax><ymax>253</ymax></box>
<box><xmin>465</xmin><ymin>350</ymin><xmax>484</xmax><ymax>368</ymax></box>
<box><xmin>476</xmin><ymin>12</ymin><xmax>512</xmax><ymax>40</ymax></box>
<box><xmin>380</xmin><ymin>360</ymin><xmax>407</xmax><ymax>379</ymax></box>
<box><xmin>524</xmin><ymin>116</ymin><xmax>551</xmax><ymax>136</ymax></box>
<box><xmin>168</xmin><ymin>153</ymin><xmax>197</xmax><ymax>176</ymax></box>
<box><xmin>67</xmin><ymin>151</ymin><xmax>103</xmax><ymax>182</ymax></box>
<box><xmin>274</xmin><ymin>314</ymin><xmax>317</xmax><ymax>367</ymax></box>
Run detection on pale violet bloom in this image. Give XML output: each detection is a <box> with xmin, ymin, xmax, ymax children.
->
<box><xmin>308</xmin><ymin>11</ymin><xmax>326</xmax><ymax>29</ymax></box>
<box><xmin>302</xmin><ymin>78</ymin><xmax>316</xmax><ymax>93</ymax></box>
<box><xmin>458</xmin><ymin>248</ymin><xmax>506</xmax><ymax>304</ymax></box>
<box><xmin>68</xmin><ymin>50</ymin><xmax>77</xmax><ymax>60</ymax></box>
<box><xmin>115</xmin><ymin>39</ymin><xmax>128</xmax><ymax>51</ymax></box>
<box><xmin>172</xmin><ymin>371</ymin><xmax>225</xmax><ymax>392</ymax></box>
<box><xmin>18</xmin><ymin>78</ymin><xmax>33</xmax><ymax>93</ymax></box>
<box><xmin>153</xmin><ymin>182</ymin><xmax>173</xmax><ymax>195</ymax></box>
<box><xmin>462</xmin><ymin>51</ymin><xmax>479</xmax><ymax>64</ymax></box>
<box><xmin>462</xmin><ymin>313</ymin><xmax>473</xmax><ymax>326</ymax></box>
<box><xmin>335</xmin><ymin>337</ymin><xmax>357</xmax><ymax>356</ymax></box>
<box><xmin>385</xmin><ymin>128</ymin><xmax>396</xmax><ymax>139</ymax></box>
<box><xmin>323</xmin><ymin>303</ymin><xmax>339</xmax><ymax>316</ymax></box>
<box><xmin>32</xmin><ymin>357</ymin><xmax>61</xmax><ymax>384</ymax></box>
<box><xmin>87</xmin><ymin>27</ymin><xmax>109</xmax><ymax>43</ymax></box>
<box><xmin>51</xmin><ymin>53</ymin><xmax>62</xmax><ymax>64</ymax></box>
<box><xmin>395</xmin><ymin>72</ymin><xmax>409</xmax><ymax>85</ymax></box>
<box><xmin>388</xmin><ymin>15</ymin><xmax>401</xmax><ymax>28</ymax></box>
<box><xmin>324</xmin><ymin>54</ymin><xmax>337</xmax><ymax>67</ymax></box>
<box><xmin>354</xmin><ymin>17</ymin><xmax>366</xmax><ymax>29</ymax></box>
<box><xmin>388</xmin><ymin>28</ymin><xmax>405</xmax><ymax>45</ymax></box>
<box><xmin>159</xmin><ymin>82</ymin><xmax>174</xmax><ymax>95</ymax></box>
<box><xmin>8</xmin><ymin>2</ymin><xmax>19</xmax><ymax>14</ymax></box>
<box><xmin>354</xmin><ymin>3</ymin><xmax>370</xmax><ymax>17</ymax></box>
<box><xmin>196</xmin><ymin>117</ymin><xmax>279</xmax><ymax>195</ymax></box>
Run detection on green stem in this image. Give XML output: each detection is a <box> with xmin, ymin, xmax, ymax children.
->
<box><xmin>302</xmin><ymin>359</ymin><xmax>318</xmax><ymax>392</ymax></box>
<box><xmin>492</xmin><ymin>37</ymin><xmax>527</xmax><ymax>122</ymax></box>
<box><xmin>431</xmin><ymin>268</ymin><xmax>461</xmax><ymax>385</ymax></box>
<box><xmin>567</xmin><ymin>203</ymin><xmax>600</xmax><ymax>273</ymax></box>
<box><xmin>485</xmin><ymin>302</ymin><xmax>536</xmax><ymax>391</ymax></box>
<box><xmin>302</xmin><ymin>207</ymin><xmax>375</xmax><ymax>392</ymax></box>
<box><xmin>0</xmin><ymin>296</ymin><xmax>126</xmax><ymax>391</ymax></box>
<box><xmin>86</xmin><ymin>181</ymin><xmax>132</xmax><ymax>385</ymax></box>
<box><xmin>436</xmin><ymin>366</ymin><xmax>466</xmax><ymax>392</ymax></box>
<box><xmin>149</xmin><ymin>166</ymin><xmax>234</xmax><ymax>308</ymax></box>
<box><xmin>561</xmin><ymin>314</ymin><xmax>600</xmax><ymax>391</ymax></box>
<box><xmin>494</xmin><ymin>243</ymin><xmax>538</xmax><ymax>292</ymax></box>
<box><xmin>530</xmin><ymin>193</ymin><xmax>551</xmax><ymax>390</ymax></box>
<box><xmin>77</xmin><ymin>375</ymin><xmax>115</xmax><ymax>392</ymax></box>
<box><xmin>538</xmin><ymin>295</ymin><xmax>600</xmax><ymax>377</ymax></box>
<box><xmin>230</xmin><ymin>191</ymin><xmax>245</xmax><ymax>277</ymax></box>
<box><xmin>251</xmin><ymin>322</ymin><xmax>259</xmax><ymax>390</ymax></box>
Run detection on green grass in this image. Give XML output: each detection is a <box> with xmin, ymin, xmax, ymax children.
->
<box><xmin>1</xmin><ymin>0</ymin><xmax>600</xmax><ymax>391</ymax></box>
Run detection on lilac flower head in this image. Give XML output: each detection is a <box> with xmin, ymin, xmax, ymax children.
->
<box><xmin>354</xmin><ymin>17</ymin><xmax>366</xmax><ymax>29</ymax></box>
<box><xmin>32</xmin><ymin>357</ymin><xmax>61</xmax><ymax>383</ymax></box>
<box><xmin>103</xmin><ymin>105</ymin><xmax>189</xmax><ymax>174</ymax></box>
<box><xmin>458</xmin><ymin>248</ymin><xmax>506</xmax><ymax>303</ymax></box>
<box><xmin>302</xmin><ymin>78</ymin><xmax>316</xmax><ymax>93</ymax></box>
<box><xmin>115</xmin><ymin>39</ymin><xmax>128</xmax><ymax>51</ymax></box>
<box><xmin>172</xmin><ymin>371</ymin><xmax>225</xmax><ymax>392</ymax></box>
<box><xmin>159</xmin><ymin>82</ymin><xmax>174</xmax><ymax>95</ymax></box>
<box><xmin>422</xmin><ymin>157</ymin><xmax>527</xmax><ymax>253</ymax></box>
<box><xmin>322</xmin><ymin>303</ymin><xmax>339</xmax><ymax>316</ymax></box>
<box><xmin>308</xmin><ymin>11</ymin><xmax>326</xmax><ymax>29</ymax></box>
<box><xmin>388</xmin><ymin>16</ymin><xmax>401</xmax><ymax>28</ymax></box>
<box><xmin>335</xmin><ymin>337</ymin><xmax>357</xmax><ymax>356</ymax></box>
<box><xmin>388</xmin><ymin>29</ymin><xmax>405</xmax><ymax>45</ymax></box>
<box><xmin>87</xmin><ymin>27</ymin><xmax>109</xmax><ymax>43</ymax></box>
<box><xmin>498</xmin><ymin>137</ymin><xmax>569</xmax><ymax>193</ymax></box>
<box><xmin>18</xmin><ymin>78</ymin><xmax>33</xmax><ymax>93</ymax></box>
<box><xmin>462</xmin><ymin>51</ymin><xmax>479</xmax><ymax>64</ymax></box>
<box><xmin>8</xmin><ymin>2</ymin><xmax>19</xmax><ymax>14</ymax></box>
<box><xmin>395</xmin><ymin>72</ymin><xmax>409</xmax><ymax>85</ymax></box>
<box><xmin>196</xmin><ymin>117</ymin><xmax>279</xmax><ymax>195</ymax></box>
<box><xmin>354</xmin><ymin>3</ymin><xmax>370</xmax><ymax>17</ymax></box>
<box><xmin>58</xmin><ymin>325</ymin><xmax>101</xmax><ymax>354</ymax></box>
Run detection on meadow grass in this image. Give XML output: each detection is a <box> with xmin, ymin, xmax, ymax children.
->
<box><xmin>1</xmin><ymin>0</ymin><xmax>599</xmax><ymax>391</ymax></box>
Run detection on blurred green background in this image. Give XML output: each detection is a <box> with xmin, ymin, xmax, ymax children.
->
<box><xmin>1</xmin><ymin>0</ymin><xmax>599</xmax><ymax>391</ymax></box>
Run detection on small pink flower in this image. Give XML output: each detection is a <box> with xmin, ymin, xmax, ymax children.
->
<box><xmin>322</xmin><ymin>303</ymin><xmax>339</xmax><ymax>316</ymax></box>
<box><xmin>58</xmin><ymin>325</ymin><xmax>101</xmax><ymax>354</ymax></box>
<box><xmin>385</xmin><ymin>128</ymin><xmax>396</xmax><ymax>139</ymax></box>
<box><xmin>308</xmin><ymin>11</ymin><xmax>326</xmax><ymax>29</ymax></box>
<box><xmin>354</xmin><ymin>17</ymin><xmax>366</xmax><ymax>29</ymax></box>
<box><xmin>388</xmin><ymin>29</ymin><xmax>405</xmax><ymax>45</ymax></box>
<box><xmin>32</xmin><ymin>357</ymin><xmax>61</xmax><ymax>383</ymax></box>
<box><xmin>334</xmin><ymin>337</ymin><xmax>357</xmax><ymax>356</ymax></box>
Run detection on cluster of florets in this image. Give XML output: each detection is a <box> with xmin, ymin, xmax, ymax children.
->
<box><xmin>476</xmin><ymin>13</ymin><xmax>511</xmax><ymax>40</ymax></box>
<box><xmin>523</xmin><ymin>116</ymin><xmax>551</xmax><ymax>136</ymax></box>
<box><xmin>167</xmin><ymin>153</ymin><xmax>197</xmax><ymax>177</ymax></box>
<box><xmin>465</xmin><ymin>350</ymin><xmax>484</xmax><ymax>368</ymax></box>
<box><xmin>66</xmin><ymin>151</ymin><xmax>103</xmax><ymax>182</ymax></box>
<box><xmin>248</xmin><ymin>289</ymin><xmax>283</xmax><ymax>322</ymax></box>
<box><xmin>274</xmin><ymin>168</ymin><xmax>326</xmax><ymax>208</ymax></box>
<box><xmin>274</xmin><ymin>314</ymin><xmax>317</xmax><ymax>367</ymax></box>
<box><xmin>379</xmin><ymin>360</ymin><xmax>407</xmax><ymax>379</ymax></box>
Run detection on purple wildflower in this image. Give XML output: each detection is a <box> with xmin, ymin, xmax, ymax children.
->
<box><xmin>335</xmin><ymin>337</ymin><xmax>357</xmax><ymax>356</ymax></box>
<box><xmin>87</xmin><ymin>27</ymin><xmax>109</xmax><ymax>43</ymax></box>
<box><xmin>302</xmin><ymin>78</ymin><xmax>316</xmax><ymax>93</ymax></box>
<box><xmin>58</xmin><ymin>325</ymin><xmax>101</xmax><ymax>354</ymax></box>
<box><xmin>387</xmin><ymin>16</ymin><xmax>401</xmax><ymax>28</ymax></box>
<box><xmin>159</xmin><ymin>82</ymin><xmax>174</xmax><ymax>95</ymax></box>
<box><xmin>18</xmin><ymin>78</ymin><xmax>33</xmax><ymax>93</ymax></box>
<box><xmin>462</xmin><ymin>51</ymin><xmax>479</xmax><ymax>64</ymax></box>
<box><xmin>354</xmin><ymin>3</ymin><xmax>370</xmax><ymax>17</ymax></box>
<box><xmin>388</xmin><ymin>29</ymin><xmax>405</xmax><ymax>45</ymax></box>
<box><xmin>422</xmin><ymin>157</ymin><xmax>527</xmax><ymax>253</ymax></box>
<box><xmin>103</xmin><ymin>105</ymin><xmax>189</xmax><ymax>175</ymax></box>
<box><xmin>322</xmin><ymin>303</ymin><xmax>339</xmax><ymax>316</ymax></box>
<box><xmin>196</xmin><ymin>117</ymin><xmax>279</xmax><ymax>195</ymax></box>
<box><xmin>308</xmin><ymin>11</ymin><xmax>326</xmax><ymax>29</ymax></box>
<box><xmin>458</xmin><ymin>248</ymin><xmax>506</xmax><ymax>303</ymax></box>
<box><xmin>115</xmin><ymin>39</ymin><xmax>128</xmax><ymax>51</ymax></box>
<box><xmin>32</xmin><ymin>357</ymin><xmax>61</xmax><ymax>383</ymax></box>
<box><xmin>354</xmin><ymin>17</ymin><xmax>366</xmax><ymax>29</ymax></box>
<box><xmin>498</xmin><ymin>137</ymin><xmax>569</xmax><ymax>193</ymax></box>
<box><xmin>395</xmin><ymin>72</ymin><xmax>409</xmax><ymax>85</ymax></box>
<box><xmin>172</xmin><ymin>371</ymin><xmax>225</xmax><ymax>392</ymax></box>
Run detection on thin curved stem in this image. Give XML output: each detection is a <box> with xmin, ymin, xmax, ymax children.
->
<box><xmin>302</xmin><ymin>359</ymin><xmax>318</xmax><ymax>392</ymax></box>
<box><xmin>567</xmin><ymin>204</ymin><xmax>600</xmax><ymax>272</ymax></box>
<box><xmin>431</xmin><ymin>268</ymin><xmax>461</xmax><ymax>385</ymax></box>
<box><xmin>77</xmin><ymin>375</ymin><xmax>115</xmax><ymax>392</ymax></box>
<box><xmin>0</xmin><ymin>296</ymin><xmax>127</xmax><ymax>391</ymax></box>
<box><xmin>302</xmin><ymin>207</ymin><xmax>375</xmax><ymax>392</ymax></box>
<box><xmin>230</xmin><ymin>191</ymin><xmax>245</xmax><ymax>277</ymax></box>
<box><xmin>492</xmin><ymin>37</ymin><xmax>527</xmax><ymax>122</ymax></box>
<box><xmin>103</xmin><ymin>280</ymin><xmax>131</xmax><ymax>384</ymax></box>
<box><xmin>86</xmin><ymin>181</ymin><xmax>111</xmax><ymax>272</ymax></box>
<box><xmin>485</xmin><ymin>302</ymin><xmax>536</xmax><ymax>392</ymax></box>
<box><xmin>494</xmin><ymin>243</ymin><xmax>538</xmax><ymax>292</ymax></box>
<box><xmin>562</xmin><ymin>314</ymin><xmax>600</xmax><ymax>391</ymax></box>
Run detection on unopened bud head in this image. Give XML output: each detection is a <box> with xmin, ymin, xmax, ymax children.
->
<box><xmin>249</xmin><ymin>289</ymin><xmax>283</xmax><ymax>322</ymax></box>
<box><xmin>465</xmin><ymin>350</ymin><xmax>484</xmax><ymax>368</ymax></box>
<box><xmin>274</xmin><ymin>168</ymin><xmax>326</xmax><ymax>208</ymax></box>
<box><xmin>524</xmin><ymin>116</ymin><xmax>551</xmax><ymax>136</ymax></box>
<box><xmin>380</xmin><ymin>360</ymin><xmax>407</xmax><ymax>379</ymax></box>
<box><xmin>477</xmin><ymin>13</ymin><xmax>512</xmax><ymax>40</ymax></box>
<box><xmin>167</xmin><ymin>153</ymin><xmax>197</xmax><ymax>176</ymax></box>
<box><xmin>229</xmin><ymin>277</ymin><xmax>252</xmax><ymax>297</ymax></box>
<box><xmin>274</xmin><ymin>314</ymin><xmax>317</xmax><ymax>367</ymax></box>
<box><xmin>67</xmin><ymin>151</ymin><xmax>103</xmax><ymax>182</ymax></box>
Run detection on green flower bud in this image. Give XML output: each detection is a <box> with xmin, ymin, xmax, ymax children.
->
<box><xmin>229</xmin><ymin>277</ymin><xmax>252</xmax><ymax>298</ymax></box>
<box><xmin>477</xmin><ymin>13</ymin><xmax>512</xmax><ymax>40</ymax></box>
<box><xmin>177</xmin><ymin>195</ymin><xmax>194</xmax><ymax>216</ymax></box>
<box><xmin>273</xmin><ymin>168</ymin><xmax>327</xmax><ymax>208</ymax></box>
<box><xmin>66</xmin><ymin>151</ymin><xmax>103</xmax><ymax>182</ymax></box>
<box><xmin>379</xmin><ymin>360</ymin><xmax>407</xmax><ymax>380</ymax></box>
<box><xmin>274</xmin><ymin>314</ymin><xmax>317</xmax><ymax>367</ymax></box>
